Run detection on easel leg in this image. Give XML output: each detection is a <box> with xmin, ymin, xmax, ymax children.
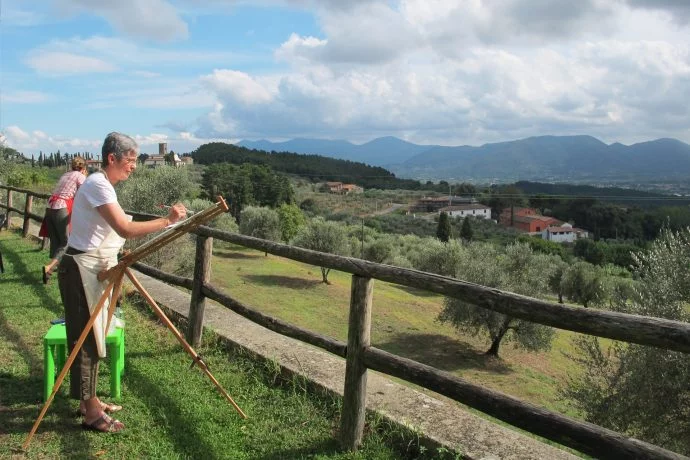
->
<box><xmin>23</xmin><ymin>270</ymin><xmax>125</xmax><ymax>450</ymax></box>
<box><xmin>125</xmin><ymin>268</ymin><xmax>247</xmax><ymax>419</ymax></box>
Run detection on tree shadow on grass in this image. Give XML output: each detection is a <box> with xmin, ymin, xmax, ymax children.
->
<box><xmin>375</xmin><ymin>333</ymin><xmax>513</xmax><ymax>374</ymax></box>
<box><xmin>0</xmin><ymin>373</ymin><xmax>86</xmax><ymax>459</ymax></box>
<box><xmin>1</xmin><ymin>242</ymin><xmax>63</xmax><ymax>315</ymax></box>
<box><xmin>0</xmin><ymin>310</ymin><xmax>44</xmax><ymax>377</ymax></box>
<box><xmin>0</xmin><ymin>371</ymin><xmax>44</xmax><ymax>407</ymax></box>
<box><xmin>252</xmin><ymin>438</ymin><xmax>341</xmax><ymax>460</ymax></box>
<box><xmin>242</xmin><ymin>274</ymin><xmax>322</xmax><ymax>290</ymax></box>
<box><xmin>214</xmin><ymin>250</ymin><xmax>263</xmax><ymax>260</ymax></box>
<box><xmin>391</xmin><ymin>284</ymin><xmax>442</xmax><ymax>298</ymax></box>
<box><xmin>124</xmin><ymin>364</ymin><xmax>218</xmax><ymax>459</ymax></box>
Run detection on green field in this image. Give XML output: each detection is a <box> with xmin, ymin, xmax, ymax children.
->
<box><xmin>211</xmin><ymin>244</ymin><xmax>583</xmax><ymax>417</ymax></box>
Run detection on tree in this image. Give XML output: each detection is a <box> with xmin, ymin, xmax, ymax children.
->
<box><xmin>483</xmin><ymin>185</ymin><xmax>527</xmax><ymax>220</ymax></box>
<box><xmin>561</xmin><ymin>261</ymin><xmax>606</xmax><ymax>308</ymax></box>
<box><xmin>436</xmin><ymin>211</ymin><xmax>451</xmax><ymax>242</ymax></box>
<box><xmin>438</xmin><ymin>242</ymin><xmax>555</xmax><ymax>357</ymax></box>
<box><xmin>116</xmin><ymin>165</ymin><xmax>194</xmax><ymax>214</ymax></box>
<box><xmin>547</xmin><ymin>260</ymin><xmax>568</xmax><ymax>303</ymax></box>
<box><xmin>114</xmin><ymin>166</ymin><xmax>196</xmax><ymax>275</ymax></box>
<box><xmin>362</xmin><ymin>237</ymin><xmax>395</xmax><ymax>264</ymax></box>
<box><xmin>239</xmin><ymin>206</ymin><xmax>281</xmax><ymax>253</ymax></box>
<box><xmin>277</xmin><ymin>203</ymin><xmax>306</xmax><ymax>243</ymax></box>
<box><xmin>564</xmin><ymin>229</ymin><xmax>690</xmax><ymax>454</ymax></box>
<box><xmin>293</xmin><ymin>217</ymin><xmax>349</xmax><ymax>284</ymax></box>
<box><xmin>459</xmin><ymin>217</ymin><xmax>473</xmax><ymax>242</ymax></box>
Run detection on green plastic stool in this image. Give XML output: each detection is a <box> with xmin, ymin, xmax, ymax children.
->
<box><xmin>43</xmin><ymin>323</ymin><xmax>125</xmax><ymax>401</ymax></box>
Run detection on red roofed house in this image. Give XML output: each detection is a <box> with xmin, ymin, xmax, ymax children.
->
<box><xmin>499</xmin><ymin>207</ymin><xmax>561</xmax><ymax>233</ymax></box>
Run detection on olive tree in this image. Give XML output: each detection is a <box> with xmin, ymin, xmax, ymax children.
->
<box><xmin>564</xmin><ymin>229</ymin><xmax>690</xmax><ymax>454</ymax></box>
<box><xmin>115</xmin><ymin>166</ymin><xmax>197</xmax><ymax>275</ymax></box>
<box><xmin>239</xmin><ymin>206</ymin><xmax>281</xmax><ymax>255</ymax></box>
<box><xmin>438</xmin><ymin>242</ymin><xmax>556</xmax><ymax>357</ymax></box>
<box><xmin>277</xmin><ymin>203</ymin><xmax>305</xmax><ymax>243</ymax></box>
<box><xmin>293</xmin><ymin>217</ymin><xmax>349</xmax><ymax>284</ymax></box>
<box><xmin>561</xmin><ymin>261</ymin><xmax>606</xmax><ymax>308</ymax></box>
<box><xmin>411</xmin><ymin>238</ymin><xmax>465</xmax><ymax>277</ymax></box>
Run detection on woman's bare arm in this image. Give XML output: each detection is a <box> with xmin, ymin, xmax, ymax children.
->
<box><xmin>96</xmin><ymin>202</ymin><xmax>186</xmax><ymax>239</ymax></box>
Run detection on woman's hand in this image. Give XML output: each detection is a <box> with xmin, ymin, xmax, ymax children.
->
<box><xmin>166</xmin><ymin>203</ymin><xmax>187</xmax><ymax>224</ymax></box>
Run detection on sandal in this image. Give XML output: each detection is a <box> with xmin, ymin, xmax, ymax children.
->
<box><xmin>81</xmin><ymin>414</ymin><xmax>124</xmax><ymax>433</ymax></box>
<box><xmin>77</xmin><ymin>402</ymin><xmax>123</xmax><ymax>417</ymax></box>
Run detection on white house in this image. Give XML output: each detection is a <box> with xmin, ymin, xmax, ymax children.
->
<box><xmin>542</xmin><ymin>223</ymin><xmax>589</xmax><ymax>243</ymax></box>
<box><xmin>439</xmin><ymin>204</ymin><xmax>491</xmax><ymax>219</ymax></box>
<box><xmin>143</xmin><ymin>155</ymin><xmax>166</xmax><ymax>168</ymax></box>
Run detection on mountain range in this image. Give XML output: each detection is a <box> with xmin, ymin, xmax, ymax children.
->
<box><xmin>238</xmin><ymin>135</ymin><xmax>690</xmax><ymax>182</ymax></box>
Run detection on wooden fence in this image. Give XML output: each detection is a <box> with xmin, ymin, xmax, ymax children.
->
<box><xmin>2</xmin><ymin>184</ymin><xmax>689</xmax><ymax>459</ymax></box>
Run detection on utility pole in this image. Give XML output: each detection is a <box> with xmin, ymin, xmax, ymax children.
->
<box><xmin>361</xmin><ymin>219</ymin><xmax>365</xmax><ymax>258</ymax></box>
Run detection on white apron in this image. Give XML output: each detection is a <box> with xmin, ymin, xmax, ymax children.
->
<box><xmin>70</xmin><ymin>218</ymin><xmax>129</xmax><ymax>358</ymax></box>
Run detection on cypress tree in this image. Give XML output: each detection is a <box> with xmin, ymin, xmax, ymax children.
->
<box><xmin>460</xmin><ymin>217</ymin><xmax>473</xmax><ymax>242</ymax></box>
<box><xmin>436</xmin><ymin>211</ymin><xmax>452</xmax><ymax>242</ymax></box>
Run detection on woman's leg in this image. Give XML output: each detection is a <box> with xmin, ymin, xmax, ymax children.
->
<box><xmin>58</xmin><ymin>254</ymin><xmax>124</xmax><ymax>432</ymax></box>
<box><xmin>47</xmin><ymin>208</ymin><xmax>69</xmax><ymax>260</ymax></box>
<box><xmin>58</xmin><ymin>254</ymin><xmax>99</xmax><ymax>401</ymax></box>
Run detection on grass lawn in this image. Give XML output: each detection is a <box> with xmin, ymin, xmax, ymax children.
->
<box><xmin>0</xmin><ymin>230</ymin><xmax>434</xmax><ymax>459</ymax></box>
<box><xmin>212</xmin><ymin>244</ymin><xmax>584</xmax><ymax>417</ymax></box>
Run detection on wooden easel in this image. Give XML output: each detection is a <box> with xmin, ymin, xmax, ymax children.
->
<box><xmin>23</xmin><ymin>197</ymin><xmax>246</xmax><ymax>450</ymax></box>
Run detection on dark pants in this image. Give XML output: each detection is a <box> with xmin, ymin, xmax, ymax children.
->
<box><xmin>58</xmin><ymin>249</ymin><xmax>99</xmax><ymax>400</ymax></box>
<box><xmin>45</xmin><ymin>208</ymin><xmax>69</xmax><ymax>259</ymax></box>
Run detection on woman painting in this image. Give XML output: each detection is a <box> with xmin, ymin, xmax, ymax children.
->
<box><xmin>58</xmin><ymin>132</ymin><xmax>186</xmax><ymax>432</ymax></box>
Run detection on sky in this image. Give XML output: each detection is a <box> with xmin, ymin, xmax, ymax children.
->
<box><xmin>1</xmin><ymin>0</ymin><xmax>690</xmax><ymax>157</ymax></box>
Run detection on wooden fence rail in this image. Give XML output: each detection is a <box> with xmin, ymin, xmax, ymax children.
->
<box><xmin>2</xmin><ymin>184</ymin><xmax>688</xmax><ymax>459</ymax></box>
<box><xmin>195</xmin><ymin>227</ymin><xmax>690</xmax><ymax>354</ymax></box>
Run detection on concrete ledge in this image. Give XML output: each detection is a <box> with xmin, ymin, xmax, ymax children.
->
<box><xmin>132</xmin><ymin>270</ymin><xmax>576</xmax><ymax>459</ymax></box>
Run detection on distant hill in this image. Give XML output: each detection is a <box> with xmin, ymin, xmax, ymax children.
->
<box><xmin>513</xmin><ymin>181</ymin><xmax>690</xmax><ymax>208</ymax></box>
<box><xmin>239</xmin><ymin>135</ymin><xmax>690</xmax><ymax>182</ymax></box>
<box><xmin>238</xmin><ymin>136</ymin><xmax>430</xmax><ymax>166</ymax></box>
<box><xmin>398</xmin><ymin>136</ymin><xmax>690</xmax><ymax>181</ymax></box>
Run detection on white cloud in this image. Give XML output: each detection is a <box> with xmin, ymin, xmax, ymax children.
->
<box><xmin>196</xmin><ymin>32</ymin><xmax>690</xmax><ymax>144</ymax></box>
<box><xmin>2</xmin><ymin>125</ymin><xmax>225</xmax><ymax>155</ymax></box>
<box><xmin>25</xmin><ymin>36</ymin><xmax>239</xmax><ymax>75</ymax></box>
<box><xmin>132</xmin><ymin>70</ymin><xmax>162</xmax><ymax>78</ymax></box>
<box><xmin>25</xmin><ymin>51</ymin><xmax>118</xmax><ymax>75</ymax></box>
<box><xmin>200</xmin><ymin>70</ymin><xmax>274</xmax><ymax>105</ymax></box>
<box><xmin>55</xmin><ymin>0</ymin><xmax>188</xmax><ymax>42</ymax></box>
<box><xmin>1</xmin><ymin>90</ymin><xmax>52</xmax><ymax>104</ymax></box>
<box><xmin>2</xmin><ymin>125</ymin><xmax>101</xmax><ymax>153</ymax></box>
<box><xmin>1</xmin><ymin>2</ymin><xmax>47</xmax><ymax>26</ymax></box>
<box><xmin>624</xmin><ymin>0</ymin><xmax>690</xmax><ymax>25</ymax></box>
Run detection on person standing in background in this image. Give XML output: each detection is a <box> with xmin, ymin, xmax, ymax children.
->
<box><xmin>40</xmin><ymin>156</ymin><xmax>87</xmax><ymax>283</ymax></box>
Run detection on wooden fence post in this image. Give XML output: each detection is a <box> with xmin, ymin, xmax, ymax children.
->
<box><xmin>186</xmin><ymin>235</ymin><xmax>213</xmax><ymax>347</ymax></box>
<box><xmin>22</xmin><ymin>194</ymin><xmax>33</xmax><ymax>237</ymax></box>
<box><xmin>340</xmin><ymin>274</ymin><xmax>373</xmax><ymax>451</ymax></box>
<box><xmin>5</xmin><ymin>189</ymin><xmax>12</xmax><ymax>230</ymax></box>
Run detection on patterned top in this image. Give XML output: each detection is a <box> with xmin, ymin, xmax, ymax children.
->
<box><xmin>49</xmin><ymin>170</ymin><xmax>86</xmax><ymax>209</ymax></box>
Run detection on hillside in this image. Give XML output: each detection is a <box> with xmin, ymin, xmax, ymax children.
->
<box><xmin>239</xmin><ymin>135</ymin><xmax>690</xmax><ymax>182</ymax></box>
<box><xmin>238</xmin><ymin>136</ymin><xmax>430</xmax><ymax>166</ymax></box>
<box><xmin>191</xmin><ymin>142</ymin><xmax>422</xmax><ymax>190</ymax></box>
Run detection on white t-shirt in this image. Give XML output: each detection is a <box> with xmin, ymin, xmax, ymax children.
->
<box><xmin>68</xmin><ymin>172</ymin><xmax>119</xmax><ymax>251</ymax></box>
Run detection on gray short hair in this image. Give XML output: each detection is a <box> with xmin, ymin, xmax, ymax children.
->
<box><xmin>101</xmin><ymin>132</ymin><xmax>139</xmax><ymax>167</ymax></box>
